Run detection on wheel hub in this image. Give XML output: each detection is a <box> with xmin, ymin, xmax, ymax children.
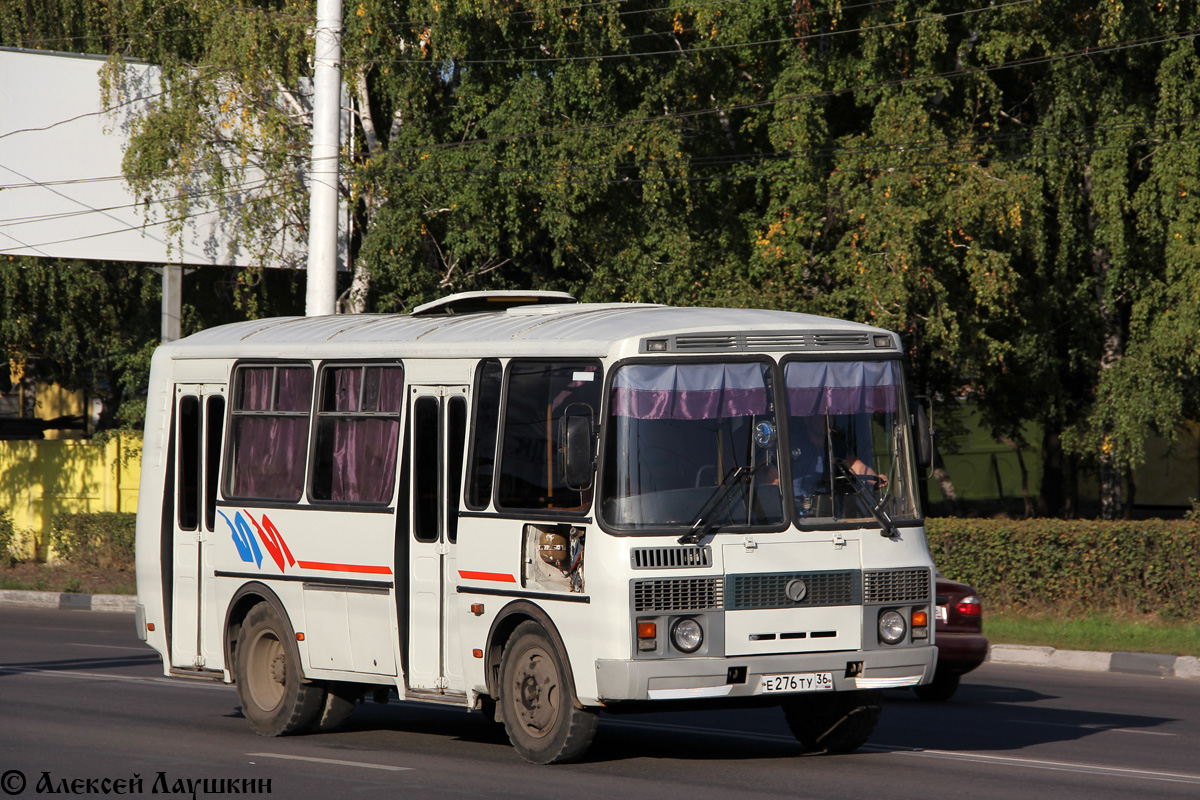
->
<box><xmin>270</xmin><ymin>653</ymin><xmax>287</xmax><ymax>685</ymax></box>
<box><xmin>514</xmin><ymin>650</ymin><xmax>558</xmax><ymax>737</ymax></box>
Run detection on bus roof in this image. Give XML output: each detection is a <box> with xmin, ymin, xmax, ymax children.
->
<box><xmin>157</xmin><ymin>300</ymin><xmax>899</xmax><ymax>359</ymax></box>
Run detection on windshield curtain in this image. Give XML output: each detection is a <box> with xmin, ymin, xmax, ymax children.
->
<box><xmin>602</xmin><ymin>361</ymin><xmax>784</xmax><ymax>532</ymax></box>
<box><xmin>783</xmin><ymin>360</ymin><xmax>919</xmax><ymax>525</ymax></box>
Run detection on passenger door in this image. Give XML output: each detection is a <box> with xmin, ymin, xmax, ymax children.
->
<box><xmin>406</xmin><ymin>386</ymin><xmax>469</xmax><ymax>691</ymax></box>
<box><xmin>169</xmin><ymin>384</ymin><xmax>226</xmax><ymax>670</ymax></box>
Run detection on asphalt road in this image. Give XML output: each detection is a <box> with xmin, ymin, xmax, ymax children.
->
<box><xmin>1</xmin><ymin>607</ymin><xmax>1198</xmax><ymax>800</ymax></box>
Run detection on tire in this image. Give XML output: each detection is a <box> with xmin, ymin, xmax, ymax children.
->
<box><xmin>498</xmin><ymin>621</ymin><xmax>598</xmax><ymax>764</ymax></box>
<box><xmin>313</xmin><ymin>681</ymin><xmax>361</xmax><ymax>732</ymax></box>
<box><xmin>914</xmin><ymin>671</ymin><xmax>960</xmax><ymax>702</ymax></box>
<box><xmin>782</xmin><ymin>690</ymin><xmax>883</xmax><ymax>754</ymax></box>
<box><xmin>234</xmin><ymin>602</ymin><xmax>324</xmax><ymax>736</ymax></box>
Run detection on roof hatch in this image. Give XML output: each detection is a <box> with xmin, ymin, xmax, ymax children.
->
<box><xmin>410</xmin><ymin>290</ymin><xmax>577</xmax><ymax>316</ymax></box>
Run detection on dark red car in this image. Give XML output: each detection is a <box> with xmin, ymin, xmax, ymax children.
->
<box><xmin>915</xmin><ymin>575</ymin><xmax>988</xmax><ymax>701</ymax></box>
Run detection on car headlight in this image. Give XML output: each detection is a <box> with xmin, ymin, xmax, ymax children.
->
<box><xmin>671</xmin><ymin>618</ymin><xmax>703</xmax><ymax>653</ymax></box>
<box><xmin>878</xmin><ymin>609</ymin><xmax>907</xmax><ymax>645</ymax></box>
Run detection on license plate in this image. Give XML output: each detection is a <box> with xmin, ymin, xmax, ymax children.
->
<box><xmin>935</xmin><ymin>606</ymin><xmax>948</xmax><ymax>623</ymax></box>
<box><xmin>759</xmin><ymin>671</ymin><xmax>834</xmax><ymax>694</ymax></box>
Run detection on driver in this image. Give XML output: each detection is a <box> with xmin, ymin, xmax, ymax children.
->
<box><xmin>791</xmin><ymin>415</ymin><xmax>885</xmax><ymax>516</ymax></box>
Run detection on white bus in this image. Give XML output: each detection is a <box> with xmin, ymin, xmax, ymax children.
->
<box><xmin>135</xmin><ymin>291</ymin><xmax>937</xmax><ymax>764</ymax></box>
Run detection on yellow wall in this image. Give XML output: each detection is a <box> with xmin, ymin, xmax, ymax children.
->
<box><xmin>33</xmin><ymin>383</ymin><xmax>88</xmax><ymax>440</ymax></box>
<box><xmin>0</xmin><ymin>435</ymin><xmax>140</xmax><ymax>560</ymax></box>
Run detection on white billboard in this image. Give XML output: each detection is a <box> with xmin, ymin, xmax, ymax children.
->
<box><xmin>0</xmin><ymin>48</ymin><xmax>343</xmax><ymax>268</ymax></box>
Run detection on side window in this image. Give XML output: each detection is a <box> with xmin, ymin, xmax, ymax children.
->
<box><xmin>465</xmin><ymin>359</ymin><xmax>502</xmax><ymax>510</ymax></box>
<box><xmin>226</xmin><ymin>364</ymin><xmax>313</xmax><ymax>501</ymax></box>
<box><xmin>498</xmin><ymin>360</ymin><xmax>602</xmax><ymax>511</ymax></box>
<box><xmin>177</xmin><ymin>395</ymin><xmax>200</xmax><ymax>530</ymax></box>
<box><xmin>204</xmin><ymin>394</ymin><xmax>225</xmax><ymax>531</ymax></box>
<box><xmin>412</xmin><ymin>396</ymin><xmax>440</xmax><ymax>543</ymax></box>
<box><xmin>446</xmin><ymin>395</ymin><xmax>467</xmax><ymax>543</ymax></box>
<box><xmin>311</xmin><ymin>364</ymin><xmax>404</xmax><ymax>504</ymax></box>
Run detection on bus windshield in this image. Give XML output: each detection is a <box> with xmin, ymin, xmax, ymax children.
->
<box><xmin>783</xmin><ymin>360</ymin><xmax>919</xmax><ymax>525</ymax></box>
<box><xmin>601</xmin><ymin>361</ymin><xmax>785</xmax><ymax>531</ymax></box>
<box><xmin>600</xmin><ymin>358</ymin><xmax>920</xmax><ymax>532</ymax></box>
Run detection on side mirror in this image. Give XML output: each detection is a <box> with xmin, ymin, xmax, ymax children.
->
<box><xmin>912</xmin><ymin>402</ymin><xmax>932</xmax><ymax>470</ymax></box>
<box><xmin>559</xmin><ymin>412</ymin><xmax>595</xmax><ymax>491</ymax></box>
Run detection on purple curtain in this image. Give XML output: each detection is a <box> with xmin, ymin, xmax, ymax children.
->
<box><xmin>230</xmin><ymin>416</ymin><xmax>310</xmax><ymax>500</ymax></box>
<box><xmin>229</xmin><ymin>367</ymin><xmax>313</xmax><ymax>500</ymax></box>
<box><xmin>784</xmin><ymin>361</ymin><xmax>901</xmax><ymax>416</ymax></box>
<box><xmin>611</xmin><ymin>363</ymin><xmax>769</xmax><ymax>420</ymax></box>
<box><xmin>239</xmin><ymin>368</ymin><xmax>273</xmax><ymax>411</ymax></box>
<box><xmin>327</xmin><ymin>366</ymin><xmax>402</xmax><ymax>503</ymax></box>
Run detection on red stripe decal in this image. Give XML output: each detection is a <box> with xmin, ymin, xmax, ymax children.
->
<box><xmin>458</xmin><ymin>570</ymin><xmax>517</xmax><ymax>583</ymax></box>
<box><xmin>297</xmin><ymin>561</ymin><xmax>393</xmax><ymax>575</ymax></box>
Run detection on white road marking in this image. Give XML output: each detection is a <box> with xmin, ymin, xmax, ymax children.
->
<box><xmin>0</xmin><ymin>666</ymin><xmax>232</xmax><ymax>690</ymax></box>
<box><xmin>1012</xmin><ymin>719</ymin><xmax>1178</xmax><ymax>736</ymax></box>
<box><xmin>248</xmin><ymin>753</ymin><xmax>412</xmax><ymax>772</ymax></box>
<box><xmin>69</xmin><ymin>642</ymin><xmax>155</xmax><ymax>652</ymax></box>
<box><xmin>606</xmin><ymin>720</ymin><xmax>1200</xmax><ymax>784</ymax></box>
<box><xmin>886</xmin><ymin>748</ymin><xmax>1200</xmax><ymax>785</ymax></box>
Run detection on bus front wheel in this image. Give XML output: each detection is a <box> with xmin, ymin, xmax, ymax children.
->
<box><xmin>235</xmin><ymin>602</ymin><xmax>323</xmax><ymax>736</ymax></box>
<box><xmin>498</xmin><ymin>621</ymin><xmax>598</xmax><ymax>764</ymax></box>
<box><xmin>782</xmin><ymin>689</ymin><xmax>882</xmax><ymax>754</ymax></box>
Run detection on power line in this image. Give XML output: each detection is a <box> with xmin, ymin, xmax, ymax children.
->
<box><xmin>370</xmin><ymin>27</ymin><xmax>1200</xmax><ymax>157</ymax></box>
<box><xmin>0</xmin><ymin>187</ymin><xmax>295</xmax><ymax>255</ymax></box>
<box><xmin>359</xmin><ymin>134</ymin><xmax>1200</xmax><ymax>188</ymax></box>
<box><xmin>349</xmin><ymin>114</ymin><xmax>1200</xmax><ymax>181</ymax></box>
<box><xmin>361</xmin><ymin>0</ymin><xmax>1035</xmax><ymax>66</ymax></box>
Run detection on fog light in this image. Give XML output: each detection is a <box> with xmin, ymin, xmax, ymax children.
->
<box><xmin>671</xmin><ymin>618</ymin><xmax>703</xmax><ymax>653</ymax></box>
<box><xmin>878</xmin><ymin>610</ymin><xmax>907</xmax><ymax>645</ymax></box>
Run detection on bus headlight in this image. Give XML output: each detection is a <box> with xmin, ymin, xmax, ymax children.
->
<box><xmin>671</xmin><ymin>618</ymin><xmax>704</xmax><ymax>653</ymax></box>
<box><xmin>878</xmin><ymin>610</ymin><xmax>907</xmax><ymax>645</ymax></box>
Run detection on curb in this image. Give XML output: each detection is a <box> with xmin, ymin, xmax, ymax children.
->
<box><xmin>0</xmin><ymin>589</ymin><xmax>137</xmax><ymax>613</ymax></box>
<box><xmin>988</xmin><ymin>643</ymin><xmax>1200</xmax><ymax>681</ymax></box>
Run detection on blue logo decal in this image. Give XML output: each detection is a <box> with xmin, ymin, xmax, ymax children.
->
<box><xmin>219</xmin><ymin>509</ymin><xmax>263</xmax><ymax>568</ymax></box>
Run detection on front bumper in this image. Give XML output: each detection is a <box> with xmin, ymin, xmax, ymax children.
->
<box><xmin>595</xmin><ymin>645</ymin><xmax>937</xmax><ymax>702</ymax></box>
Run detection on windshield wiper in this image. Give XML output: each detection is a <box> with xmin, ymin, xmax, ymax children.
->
<box><xmin>834</xmin><ymin>461</ymin><xmax>897</xmax><ymax>537</ymax></box>
<box><xmin>678</xmin><ymin>464</ymin><xmax>760</xmax><ymax>545</ymax></box>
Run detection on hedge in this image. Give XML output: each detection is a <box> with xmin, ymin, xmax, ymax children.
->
<box><xmin>49</xmin><ymin>512</ymin><xmax>136</xmax><ymax>569</ymax></box>
<box><xmin>926</xmin><ymin>518</ymin><xmax>1200</xmax><ymax>619</ymax></box>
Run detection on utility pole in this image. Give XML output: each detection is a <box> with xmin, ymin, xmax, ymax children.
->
<box><xmin>305</xmin><ymin>0</ymin><xmax>342</xmax><ymax>317</ymax></box>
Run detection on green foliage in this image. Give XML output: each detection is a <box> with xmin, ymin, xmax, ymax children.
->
<box><xmin>49</xmin><ymin>512</ymin><xmax>136</xmax><ymax>569</ymax></box>
<box><xmin>0</xmin><ymin>509</ymin><xmax>16</xmax><ymax>567</ymax></box>
<box><xmin>927</xmin><ymin>518</ymin><xmax>1200</xmax><ymax>619</ymax></box>
<box><xmin>0</xmin><ymin>260</ymin><xmax>159</xmax><ymax>430</ymax></box>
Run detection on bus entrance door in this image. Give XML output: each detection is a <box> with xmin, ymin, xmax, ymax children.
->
<box><xmin>406</xmin><ymin>386</ymin><xmax>469</xmax><ymax>693</ymax></box>
<box><xmin>169</xmin><ymin>384</ymin><xmax>226</xmax><ymax>670</ymax></box>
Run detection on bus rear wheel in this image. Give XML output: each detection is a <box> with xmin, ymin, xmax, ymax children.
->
<box><xmin>498</xmin><ymin>621</ymin><xmax>598</xmax><ymax>764</ymax></box>
<box><xmin>782</xmin><ymin>689</ymin><xmax>882</xmax><ymax>754</ymax></box>
<box><xmin>235</xmin><ymin>602</ymin><xmax>323</xmax><ymax>736</ymax></box>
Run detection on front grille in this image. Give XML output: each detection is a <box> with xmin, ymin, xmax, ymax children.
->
<box><xmin>726</xmin><ymin>570</ymin><xmax>860</xmax><ymax>610</ymax></box>
<box><xmin>631</xmin><ymin>545</ymin><xmax>713</xmax><ymax>570</ymax></box>
<box><xmin>633</xmin><ymin>577</ymin><xmax>724</xmax><ymax>612</ymax></box>
<box><xmin>863</xmin><ymin>568</ymin><xmax>931</xmax><ymax>604</ymax></box>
